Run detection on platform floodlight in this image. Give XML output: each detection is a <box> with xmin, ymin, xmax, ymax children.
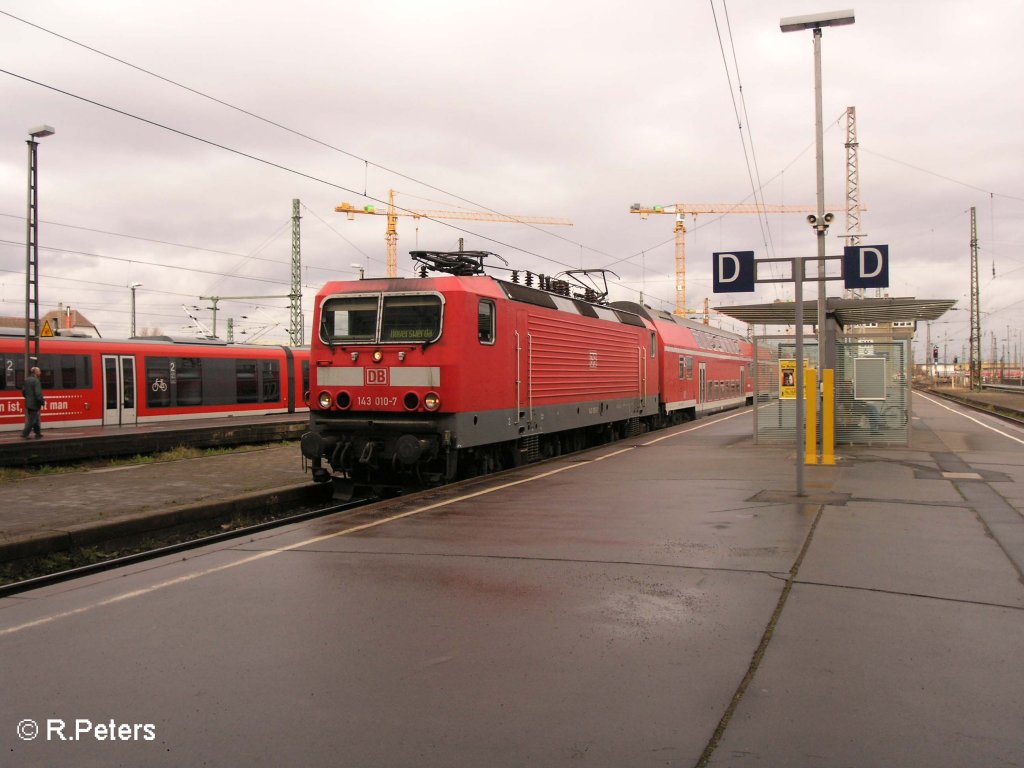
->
<box><xmin>780</xmin><ymin>9</ymin><xmax>855</xmax><ymax>32</ymax></box>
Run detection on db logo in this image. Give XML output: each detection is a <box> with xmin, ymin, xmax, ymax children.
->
<box><xmin>365</xmin><ymin>368</ymin><xmax>389</xmax><ymax>386</ymax></box>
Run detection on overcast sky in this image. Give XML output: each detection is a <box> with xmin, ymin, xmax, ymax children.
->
<box><xmin>2</xmin><ymin>1</ymin><xmax>1021</xmax><ymax>362</ymax></box>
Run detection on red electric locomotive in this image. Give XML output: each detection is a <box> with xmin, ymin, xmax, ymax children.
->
<box><xmin>0</xmin><ymin>332</ymin><xmax>308</xmax><ymax>432</ymax></box>
<box><xmin>301</xmin><ymin>250</ymin><xmax>754</xmax><ymax>497</ymax></box>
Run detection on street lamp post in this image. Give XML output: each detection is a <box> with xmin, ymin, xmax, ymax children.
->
<box><xmin>781</xmin><ymin>9</ymin><xmax>854</xmax><ymax>461</ymax></box>
<box><xmin>24</xmin><ymin>125</ymin><xmax>55</xmax><ymax>377</ymax></box>
<box><xmin>130</xmin><ymin>282</ymin><xmax>143</xmax><ymax>338</ymax></box>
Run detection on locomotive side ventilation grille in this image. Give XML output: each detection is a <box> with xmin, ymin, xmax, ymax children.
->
<box><xmin>520</xmin><ymin>434</ymin><xmax>541</xmax><ymax>462</ymax></box>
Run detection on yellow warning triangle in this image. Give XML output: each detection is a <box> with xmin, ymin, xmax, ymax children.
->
<box><xmin>40</xmin><ymin>320</ymin><xmax>54</xmax><ymax>337</ymax></box>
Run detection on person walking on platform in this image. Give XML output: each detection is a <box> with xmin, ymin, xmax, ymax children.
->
<box><xmin>21</xmin><ymin>366</ymin><xmax>44</xmax><ymax>439</ymax></box>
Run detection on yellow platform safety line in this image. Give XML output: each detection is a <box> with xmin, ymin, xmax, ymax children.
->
<box><xmin>805</xmin><ymin>368</ymin><xmax>817</xmax><ymax>464</ymax></box>
<box><xmin>822</xmin><ymin>368</ymin><xmax>836</xmax><ymax>465</ymax></box>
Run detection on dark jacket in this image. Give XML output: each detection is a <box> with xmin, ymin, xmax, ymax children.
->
<box><xmin>23</xmin><ymin>375</ymin><xmax>44</xmax><ymax>411</ymax></box>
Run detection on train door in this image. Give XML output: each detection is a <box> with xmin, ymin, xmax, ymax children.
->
<box><xmin>102</xmin><ymin>355</ymin><xmax>137</xmax><ymax>426</ymax></box>
<box><xmin>699</xmin><ymin>362</ymin><xmax>707</xmax><ymax>408</ymax></box>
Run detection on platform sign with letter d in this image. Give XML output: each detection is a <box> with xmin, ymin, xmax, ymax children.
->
<box><xmin>712</xmin><ymin>251</ymin><xmax>756</xmax><ymax>293</ymax></box>
<box><xmin>843</xmin><ymin>245</ymin><xmax>889</xmax><ymax>290</ymax></box>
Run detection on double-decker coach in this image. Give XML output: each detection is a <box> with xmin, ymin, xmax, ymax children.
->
<box><xmin>610</xmin><ymin>302</ymin><xmax>754</xmax><ymax>422</ymax></box>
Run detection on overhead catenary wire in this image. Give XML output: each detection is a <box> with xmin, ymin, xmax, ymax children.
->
<box><xmin>0</xmin><ymin>11</ymin><xmax>628</xmax><ymax>266</ymax></box>
<box><xmin>0</xmin><ymin>211</ymin><xmax>381</xmax><ymax>277</ymax></box>
<box><xmin>1</xmin><ymin>69</ymin><xmax>631</xmax><ymax>291</ymax></box>
<box><xmin>0</xmin><ymin>239</ymin><xmax>292</xmax><ymax>287</ymax></box>
<box><xmin>711</xmin><ymin>1</ymin><xmax>775</xmax><ymax>259</ymax></box>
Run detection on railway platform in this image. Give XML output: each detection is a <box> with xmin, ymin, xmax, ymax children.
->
<box><xmin>1</xmin><ymin>391</ymin><xmax>1023</xmax><ymax>766</ymax></box>
<box><xmin>0</xmin><ymin>441</ymin><xmax>323</xmax><ymax>563</ymax></box>
<box><xmin>0</xmin><ymin>411</ymin><xmax>307</xmax><ymax>468</ymax></box>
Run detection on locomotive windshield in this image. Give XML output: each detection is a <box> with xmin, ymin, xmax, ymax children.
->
<box><xmin>320</xmin><ymin>293</ymin><xmax>443</xmax><ymax>344</ymax></box>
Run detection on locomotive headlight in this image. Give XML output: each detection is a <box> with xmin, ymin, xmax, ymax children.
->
<box><xmin>372</xmin><ymin>350</ymin><xmax>384</xmax><ymax>363</ymax></box>
<box><xmin>318</xmin><ymin>391</ymin><xmax>333</xmax><ymax>409</ymax></box>
<box><xmin>423</xmin><ymin>392</ymin><xmax>441</xmax><ymax>411</ymax></box>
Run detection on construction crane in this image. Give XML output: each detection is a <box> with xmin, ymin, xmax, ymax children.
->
<box><xmin>629</xmin><ymin>202</ymin><xmax>841</xmax><ymax>317</ymax></box>
<box><xmin>338</xmin><ymin>189</ymin><xmax>573</xmax><ymax>277</ymax></box>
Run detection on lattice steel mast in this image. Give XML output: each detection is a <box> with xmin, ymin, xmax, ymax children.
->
<box><xmin>290</xmin><ymin>199</ymin><xmax>303</xmax><ymax>346</ymax></box>
<box><xmin>844</xmin><ymin>106</ymin><xmax>865</xmax><ymax>298</ymax></box>
<box><xmin>969</xmin><ymin>206</ymin><xmax>981</xmax><ymax>389</ymax></box>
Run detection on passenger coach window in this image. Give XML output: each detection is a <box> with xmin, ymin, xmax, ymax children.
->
<box><xmin>147</xmin><ymin>358</ymin><xmax>172</xmax><ymax>408</ymax></box>
<box><xmin>236</xmin><ymin>361</ymin><xmax>258</xmax><ymax>403</ymax></box>
<box><xmin>478</xmin><ymin>299</ymin><xmax>496</xmax><ymax>344</ymax></box>
<box><xmin>381</xmin><ymin>295</ymin><xmax>442</xmax><ymax>342</ymax></box>
<box><xmin>32</xmin><ymin>354</ymin><xmax>92</xmax><ymax>390</ymax></box>
<box><xmin>260</xmin><ymin>360</ymin><xmax>280</xmax><ymax>402</ymax></box>
<box><xmin>176</xmin><ymin>358</ymin><xmax>202</xmax><ymax>405</ymax></box>
<box><xmin>1</xmin><ymin>356</ymin><xmax>17</xmax><ymax>389</ymax></box>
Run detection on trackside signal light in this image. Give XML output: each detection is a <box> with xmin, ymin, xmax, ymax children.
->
<box><xmin>423</xmin><ymin>392</ymin><xmax>441</xmax><ymax>411</ymax></box>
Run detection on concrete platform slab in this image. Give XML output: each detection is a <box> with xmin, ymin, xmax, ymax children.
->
<box><xmin>709</xmin><ymin>585</ymin><xmax>1024</xmax><ymax>767</ymax></box>
<box><xmin>799</xmin><ymin>501</ymin><xmax>1024</xmax><ymax>607</ymax></box>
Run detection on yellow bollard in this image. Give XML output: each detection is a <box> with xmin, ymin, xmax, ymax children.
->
<box><xmin>805</xmin><ymin>368</ymin><xmax>817</xmax><ymax>465</ymax></box>
<box><xmin>822</xmin><ymin>368</ymin><xmax>835</xmax><ymax>465</ymax></box>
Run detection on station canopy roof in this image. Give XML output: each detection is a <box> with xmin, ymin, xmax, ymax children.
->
<box><xmin>713</xmin><ymin>297</ymin><xmax>957</xmax><ymax>329</ymax></box>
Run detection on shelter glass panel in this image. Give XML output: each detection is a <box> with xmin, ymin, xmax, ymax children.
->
<box><xmin>753</xmin><ymin>337</ymin><xmax>815</xmax><ymax>445</ymax></box>
<box><xmin>836</xmin><ymin>340</ymin><xmax>909</xmax><ymax>446</ymax></box>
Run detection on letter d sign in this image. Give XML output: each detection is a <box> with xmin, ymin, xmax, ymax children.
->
<box><xmin>843</xmin><ymin>244</ymin><xmax>889</xmax><ymax>290</ymax></box>
<box><xmin>712</xmin><ymin>251</ymin><xmax>755</xmax><ymax>293</ymax></box>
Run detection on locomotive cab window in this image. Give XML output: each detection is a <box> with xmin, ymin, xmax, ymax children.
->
<box><xmin>478</xmin><ymin>299</ymin><xmax>496</xmax><ymax>344</ymax></box>
<box><xmin>321</xmin><ymin>293</ymin><xmax>442</xmax><ymax>344</ymax></box>
<box><xmin>381</xmin><ymin>294</ymin><xmax>442</xmax><ymax>342</ymax></box>
<box><xmin>320</xmin><ymin>296</ymin><xmax>378</xmax><ymax>343</ymax></box>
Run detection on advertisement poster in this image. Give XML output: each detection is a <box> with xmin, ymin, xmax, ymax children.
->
<box><xmin>779</xmin><ymin>359</ymin><xmax>797</xmax><ymax>399</ymax></box>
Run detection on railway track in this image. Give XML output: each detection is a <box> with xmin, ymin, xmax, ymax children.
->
<box><xmin>917</xmin><ymin>386</ymin><xmax>1024</xmax><ymax>427</ymax></box>
<box><xmin>0</xmin><ymin>499</ymin><xmax>367</xmax><ymax>598</ymax></box>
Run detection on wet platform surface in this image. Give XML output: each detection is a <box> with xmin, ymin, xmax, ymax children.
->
<box><xmin>1</xmin><ymin>392</ymin><xmax>1022</xmax><ymax>767</ymax></box>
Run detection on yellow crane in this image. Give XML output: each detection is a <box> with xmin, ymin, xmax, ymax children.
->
<box><xmin>338</xmin><ymin>189</ymin><xmax>573</xmax><ymax>277</ymax></box>
<box><xmin>629</xmin><ymin>202</ymin><xmax>840</xmax><ymax>317</ymax></box>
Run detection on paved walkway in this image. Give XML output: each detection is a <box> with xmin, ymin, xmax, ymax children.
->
<box><xmin>0</xmin><ymin>392</ymin><xmax>1022</xmax><ymax>766</ymax></box>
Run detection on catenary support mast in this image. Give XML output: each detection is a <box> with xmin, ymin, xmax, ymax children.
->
<box><xmin>290</xmin><ymin>199</ymin><xmax>303</xmax><ymax>346</ymax></box>
<box><xmin>969</xmin><ymin>206</ymin><xmax>981</xmax><ymax>390</ymax></box>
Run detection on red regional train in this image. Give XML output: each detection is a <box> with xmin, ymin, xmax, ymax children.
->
<box><xmin>0</xmin><ymin>331</ymin><xmax>309</xmax><ymax>432</ymax></box>
<box><xmin>300</xmin><ymin>250</ymin><xmax>752</xmax><ymax>497</ymax></box>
